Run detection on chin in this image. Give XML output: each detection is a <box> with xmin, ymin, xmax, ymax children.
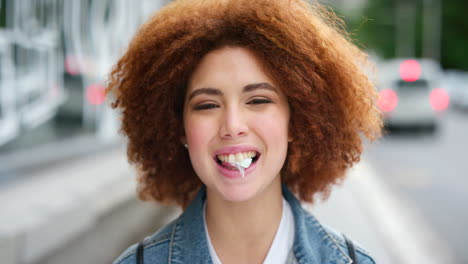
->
<box><xmin>216</xmin><ymin>185</ymin><xmax>259</xmax><ymax>203</ymax></box>
<box><xmin>222</xmin><ymin>193</ymin><xmax>255</xmax><ymax>203</ymax></box>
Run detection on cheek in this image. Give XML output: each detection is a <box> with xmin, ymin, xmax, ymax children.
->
<box><xmin>184</xmin><ymin>118</ymin><xmax>215</xmax><ymax>149</ymax></box>
<box><xmin>252</xmin><ymin>112</ymin><xmax>290</xmax><ymax>145</ymax></box>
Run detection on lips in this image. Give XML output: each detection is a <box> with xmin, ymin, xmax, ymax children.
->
<box><xmin>212</xmin><ymin>145</ymin><xmax>261</xmax><ymax>177</ymax></box>
<box><xmin>213</xmin><ymin>145</ymin><xmax>261</xmax><ymax>157</ymax></box>
<box><xmin>215</xmin><ymin>156</ymin><xmax>259</xmax><ymax>179</ymax></box>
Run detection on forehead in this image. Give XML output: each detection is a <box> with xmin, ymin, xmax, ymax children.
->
<box><xmin>188</xmin><ymin>46</ymin><xmax>275</xmax><ymax>91</ymax></box>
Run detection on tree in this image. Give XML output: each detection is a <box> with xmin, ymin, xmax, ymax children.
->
<box><xmin>338</xmin><ymin>0</ymin><xmax>468</xmax><ymax>70</ymax></box>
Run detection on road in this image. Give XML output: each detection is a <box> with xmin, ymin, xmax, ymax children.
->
<box><xmin>365</xmin><ymin>108</ymin><xmax>468</xmax><ymax>264</ymax></box>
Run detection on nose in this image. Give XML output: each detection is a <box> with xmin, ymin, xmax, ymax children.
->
<box><xmin>219</xmin><ymin>106</ymin><xmax>248</xmax><ymax>139</ymax></box>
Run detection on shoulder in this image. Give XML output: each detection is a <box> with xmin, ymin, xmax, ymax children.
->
<box><xmin>113</xmin><ymin>220</ymin><xmax>177</xmax><ymax>264</ymax></box>
<box><xmin>321</xmin><ymin>224</ymin><xmax>377</xmax><ymax>264</ymax></box>
<box><xmin>296</xmin><ymin>205</ymin><xmax>377</xmax><ymax>263</ymax></box>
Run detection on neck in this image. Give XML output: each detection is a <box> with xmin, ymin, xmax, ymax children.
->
<box><xmin>204</xmin><ymin>180</ymin><xmax>283</xmax><ymax>263</ymax></box>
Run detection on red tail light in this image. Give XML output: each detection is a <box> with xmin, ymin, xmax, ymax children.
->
<box><xmin>399</xmin><ymin>60</ymin><xmax>421</xmax><ymax>82</ymax></box>
<box><xmin>430</xmin><ymin>88</ymin><xmax>449</xmax><ymax>111</ymax></box>
<box><xmin>86</xmin><ymin>83</ymin><xmax>106</xmax><ymax>105</ymax></box>
<box><xmin>378</xmin><ymin>89</ymin><xmax>398</xmax><ymax>112</ymax></box>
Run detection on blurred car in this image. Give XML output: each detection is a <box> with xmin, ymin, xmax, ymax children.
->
<box><xmin>376</xmin><ymin>58</ymin><xmax>449</xmax><ymax>132</ymax></box>
<box><xmin>444</xmin><ymin>70</ymin><xmax>468</xmax><ymax>111</ymax></box>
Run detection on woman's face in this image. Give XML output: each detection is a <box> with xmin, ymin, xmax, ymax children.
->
<box><xmin>183</xmin><ymin>46</ymin><xmax>291</xmax><ymax>202</ymax></box>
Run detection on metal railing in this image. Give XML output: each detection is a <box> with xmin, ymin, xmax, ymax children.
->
<box><xmin>0</xmin><ymin>0</ymin><xmax>166</xmax><ymax>147</ymax></box>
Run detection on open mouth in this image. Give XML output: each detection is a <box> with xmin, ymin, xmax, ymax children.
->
<box><xmin>214</xmin><ymin>152</ymin><xmax>260</xmax><ymax>170</ymax></box>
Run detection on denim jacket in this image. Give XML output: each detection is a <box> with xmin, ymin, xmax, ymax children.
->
<box><xmin>114</xmin><ymin>185</ymin><xmax>376</xmax><ymax>264</ymax></box>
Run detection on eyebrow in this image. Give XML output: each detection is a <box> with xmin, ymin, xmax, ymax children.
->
<box><xmin>244</xmin><ymin>82</ymin><xmax>278</xmax><ymax>94</ymax></box>
<box><xmin>187</xmin><ymin>82</ymin><xmax>278</xmax><ymax>101</ymax></box>
<box><xmin>187</xmin><ymin>87</ymin><xmax>222</xmax><ymax>101</ymax></box>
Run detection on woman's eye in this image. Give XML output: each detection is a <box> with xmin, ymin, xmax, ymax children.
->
<box><xmin>247</xmin><ymin>98</ymin><xmax>272</xmax><ymax>105</ymax></box>
<box><xmin>193</xmin><ymin>103</ymin><xmax>219</xmax><ymax>110</ymax></box>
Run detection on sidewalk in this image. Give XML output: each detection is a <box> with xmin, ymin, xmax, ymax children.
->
<box><xmin>308</xmin><ymin>161</ymin><xmax>456</xmax><ymax>264</ymax></box>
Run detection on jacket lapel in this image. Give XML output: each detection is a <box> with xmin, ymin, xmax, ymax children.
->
<box><xmin>282</xmin><ymin>185</ymin><xmax>352</xmax><ymax>264</ymax></box>
<box><xmin>169</xmin><ymin>185</ymin><xmax>212</xmax><ymax>264</ymax></box>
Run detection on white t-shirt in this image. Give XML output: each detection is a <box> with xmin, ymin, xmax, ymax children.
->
<box><xmin>203</xmin><ymin>198</ymin><xmax>295</xmax><ymax>264</ymax></box>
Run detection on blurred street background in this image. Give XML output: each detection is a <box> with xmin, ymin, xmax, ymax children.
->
<box><xmin>0</xmin><ymin>0</ymin><xmax>467</xmax><ymax>263</ymax></box>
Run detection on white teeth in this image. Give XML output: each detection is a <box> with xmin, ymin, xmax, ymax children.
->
<box><xmin>217</xmin><ymin>151</ymin><xmax>257</xmax><ymax>163</ymax></box>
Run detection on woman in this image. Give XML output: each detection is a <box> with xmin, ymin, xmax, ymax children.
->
<box><xmin>108</xmin><ymin>0</ymin><xmax>383</xmax><ymax>263</ymax></box>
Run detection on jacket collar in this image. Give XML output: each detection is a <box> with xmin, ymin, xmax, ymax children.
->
<box><xmin>169</xmin><ymin>185</ymin><xmax>351</xmax><ymax>264</ymax></box>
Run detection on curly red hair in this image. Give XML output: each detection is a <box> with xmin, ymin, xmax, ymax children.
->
<box><xmin>106</xmin><ymin>0</ymin><xmax>383</xmax><ymax>208</ymax></box>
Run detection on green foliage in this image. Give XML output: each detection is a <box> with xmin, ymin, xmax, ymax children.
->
<box><xmin>441</xmin><ymin>1</ymin><xmax>468</xmax><ymax>70</ymax></box>
<box><xmin>338</xmin><ymin>0</ymin><xmax>468</xmax><ymax>70</ymax></box>
<box><xmin>0</xmin><ymin>1</ymin><xmax>6</xmax><ymax>28</ymax></box>
<box><xmin>343</xmin><ymin>0</ymin><xmax>396</xmax><ymax>58</ymax></box>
